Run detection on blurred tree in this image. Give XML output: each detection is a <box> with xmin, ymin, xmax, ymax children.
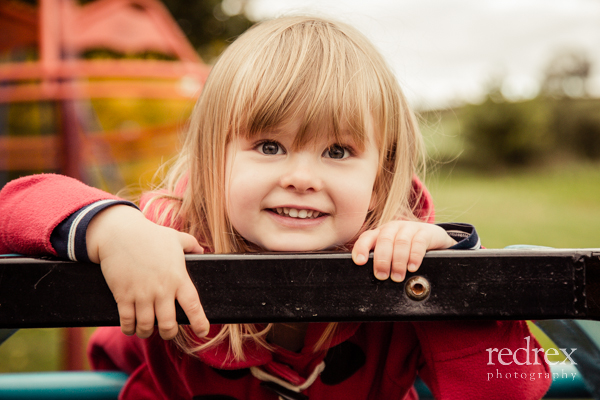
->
<box><xmin>541</xmin><ymin>49</ymin><xmax>600</xmax><ymax>160</ymax></box>
<box><xmin>452</xmin><ymin>48</ymin><xmax>600</xmax><ymax>171</ymax></box>
<box><xmin>461</xmin><ymin>97</ymin><xmax>552</xmax><ymax>170</ymax></box>
<box><xmin>549</xmin><ymin>98</ymin><xmax>600</xmax><ymax>160</ymax></box>
<box><xmin>156</xmin><ymin>0</ymin><xmax>254</xmax><ymax>62</ymax></box>
<box><xmin>541</xmin><ymin>50</ymin><xmax>591</xmax><ymax>99</ymax></box>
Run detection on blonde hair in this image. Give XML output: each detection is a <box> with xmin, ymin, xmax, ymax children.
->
<box><xmin>143</xmin><ymin>16</ymin><xmax>426</xmax><ymax>361</ymax></box>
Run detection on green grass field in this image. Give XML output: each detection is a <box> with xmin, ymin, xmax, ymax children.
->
<box><xmin>1</xmin><ymin>162</ymin><xmax>598</xmax><ymax>372</ymax></box>
<box><xmin>426</xmin><ymin>162</ymin><xmax>600</xmax><ymax>249</ymax></box>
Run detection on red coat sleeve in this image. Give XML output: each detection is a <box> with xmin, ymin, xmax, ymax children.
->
<box><xmin>0</xmin><ymin>174</ymin><xmax>121</xmax><ymax>256</ymax></box>
<box><xmin>413</xmin><ymin>320</ymin><xmax>552</xmax><ymax>399</ymax></box>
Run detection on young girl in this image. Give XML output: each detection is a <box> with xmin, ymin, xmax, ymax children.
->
<box><xmin>0</xmin><ymin>16</ymin><xmax>550</xmax><ymax>400</ymax></box>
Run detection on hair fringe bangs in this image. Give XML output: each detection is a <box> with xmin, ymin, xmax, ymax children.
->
<box><xmin>231</xmin><ymin>19</ymin><xmax>385</xmax><ymax>152</ymax></box>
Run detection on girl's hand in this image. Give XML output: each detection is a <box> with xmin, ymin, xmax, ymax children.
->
<box><xmin>352</xmin><ymin>221</ymin><xmax>456</xmax><ymax>282</ymax></box>
<box><xmin>86</xmin><ymin>205</ymin><xmax>209</xmax><ymax>340</ymax></box>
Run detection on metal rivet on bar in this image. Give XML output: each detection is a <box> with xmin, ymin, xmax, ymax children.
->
<box><xmin>405</xmin><ymin>276</ymin><xmax>430</xmax><ymax>301</ymax></box>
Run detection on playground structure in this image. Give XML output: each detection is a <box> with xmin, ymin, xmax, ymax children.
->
<box><xmin>0</xmin><ymin>0</ymin><xmax>210</xmax><ymax>369</ymax></box>
<box><xmin>0</xmin><ymin>0</ymin><xmax>210</xmax><ymax>182</ymax></box>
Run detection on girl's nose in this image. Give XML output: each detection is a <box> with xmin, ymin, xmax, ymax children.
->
<box><xmin>279</xmin><ymin>154</ymin><xmax>324</xmax><ymax>193</ymax></box>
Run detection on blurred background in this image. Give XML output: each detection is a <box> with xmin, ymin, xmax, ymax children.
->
<box><xmin>1</xmin><ymin>0</ymin><xmax>598</xmax><ymax>373</ymax></box>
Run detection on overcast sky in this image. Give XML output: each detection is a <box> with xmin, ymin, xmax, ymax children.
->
<box><xmin>245</xmin><ymin>0</ymin><xmax>600</xmax><ymax>109</ymax></box>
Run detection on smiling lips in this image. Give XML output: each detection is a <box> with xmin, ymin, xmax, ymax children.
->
<box><xmin>270</xmin><ymin>207</ymin><xmax>324</xmax><ymax>219</ymax></box>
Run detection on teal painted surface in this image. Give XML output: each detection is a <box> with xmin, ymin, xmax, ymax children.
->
<box><xmin>0</xmin><ymin>372</ymin><xmax>128</xmax><ymax>400</ymax></box>
<box><xmin>0</xmin><ymin>367</ymin><xmax>591</xmax><ymax>399</ymax></box>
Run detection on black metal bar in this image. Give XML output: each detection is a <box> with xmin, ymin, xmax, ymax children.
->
<box><xmin>0</xmin><ymin>249</ymin><xmax>599</xmax><ymax>328</ymax></box>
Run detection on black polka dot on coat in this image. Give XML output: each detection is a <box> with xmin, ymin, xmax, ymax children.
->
<box><xmin>321</xmin><ymin>341</ymin><xmax>366</xmax><ymax>385</ymax></box>
<box><xmin>193</xmin><ymin>396</ymin><xmax>239</xmax><ymax>400</ymax></box>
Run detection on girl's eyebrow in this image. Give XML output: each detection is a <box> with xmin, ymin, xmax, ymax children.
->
<box><xmin>243</xmin><ymin>129</ymin><xmax>279</xmax><ymax>141</ymax></box>
<box><xmin>256</xmin><ymin>127</ymin><xmax>298</xmax><ymax>140</ymax></box>
<box><xmin>261</xmin><ymin>128</ymin><xmax>284</xmax><ymax>136</ymax></box>
<box><xmin>255</xmin><ymin>125</ymin><xmax>287</xmax><ymax>135</ymax></box>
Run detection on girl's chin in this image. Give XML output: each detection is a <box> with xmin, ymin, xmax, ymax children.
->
<box><xmin>262</xmin><ymin>245</ymin><xmax>326</xmax><ymax>252</ymax></box>
<box><xmin>258</xmin><ymin>240</ymin><xmax>341</xmax><ymax>253</ymax></box>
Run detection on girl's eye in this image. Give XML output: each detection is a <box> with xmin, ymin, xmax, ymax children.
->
<box><xmin>323</xmin><ymin>144</ymin><xmax>350</xmax><ymax>159</ymax></box>
<box><xmin>258</xmin><ymin>141</ymin><xmax>284</xmax><ymax>155</ymax></box>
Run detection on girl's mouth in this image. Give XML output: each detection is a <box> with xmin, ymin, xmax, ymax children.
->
<box><xmin>268</xmin><ymin>208</ymin><xmax>325</xmax><ymax>219</ymax></box>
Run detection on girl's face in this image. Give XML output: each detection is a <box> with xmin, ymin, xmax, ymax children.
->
<box><xmin>225</xmin><ymin>118</ymin><xmax>380</xmax><ymax>251</ymax></box>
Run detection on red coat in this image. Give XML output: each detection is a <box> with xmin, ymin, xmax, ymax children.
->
<box><xmin>0</xmin><ymin>174</ymin><xmax>551</xmax><ymax>399</ymax></box>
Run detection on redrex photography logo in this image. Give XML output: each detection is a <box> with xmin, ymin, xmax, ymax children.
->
<box><xmin>486</xmin><ymin>336</ymin><xmax>577</xmax><ymax>382</ymax></box>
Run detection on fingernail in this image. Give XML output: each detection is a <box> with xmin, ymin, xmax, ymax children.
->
<box><xmin>376</xmin><ymin>272</ymin><xmax>388</xmax><ymax>280</ymax></box>
<box><xmin>408</xmin><ymin>263</ymin><xmax>417</xmax><ymax>272</ymax></box>
<box><xmin>355</xmin><ymin>254</ymin><xmax>366</xmax><ymax>264</ymax></box>
<box><xmin>391</xmin><ymin>273</ymin><xmax>403</xmax><ymax>282</ymax></box>
<box><xmin>197</xmin><ymin>329</ymin><xmax>209</xmax><ymax>338</ymax></box>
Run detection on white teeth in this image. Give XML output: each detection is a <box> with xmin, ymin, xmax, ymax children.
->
<box><xmin>274</xmin><ymin>208</ymin><xmax>322</xmax><ymax>219</ymax></box>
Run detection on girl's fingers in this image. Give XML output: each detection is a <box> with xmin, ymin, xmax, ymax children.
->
<box><xmin>357</xmin><ymin>222</ymin><xmax>457</xmax><ymax>284</ymax></box>
<box><xmin>117</xmin><ymin>302</ymin><xmax>136</xmax><ymax>336</ymax></box>
<box><xmin>179</xmin><ymin>232</ymin><xmax>204</xmax><ymax>255</ymax></box>
<box><xmin>373</xmin><ymin>224</ymin><xmax>403</xmax><ymax>280</ymax></box>
<box><xmin>405</xmin><ymin>229</ymin><xmax>431</xmax><ymax>273</ymax></box>
<box><xmin>173</xmin><ymin>238</ymin><xmax>209</xmax><ymax>337</ymax></box>
<box><xmin>389</xmin><ymin>227</ymin><xmax>416</xmax><ymax>282</ymax></box>
<box><xmin>155</xmin><ymin>297</ymin><xmax>178</xmax><ymax>340</ymax></box>
<box><xmin>355</xmin><ymin>225</ymin><xmax>420</xmax><ymax>281</ymax></box>
<box><xmin>352</xmin><ymin>229</ymin><xmax>379</xmax><ymax>265</ymax></box>
<box><xmin>177</xmin><ymin>281</ymin><xmax>210</xmax><ymax>338</ymax></box>
<box><xmin>134</xmin><ymin>300</ymin><xmax>156</xmax><ymax>339</ymax></box>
